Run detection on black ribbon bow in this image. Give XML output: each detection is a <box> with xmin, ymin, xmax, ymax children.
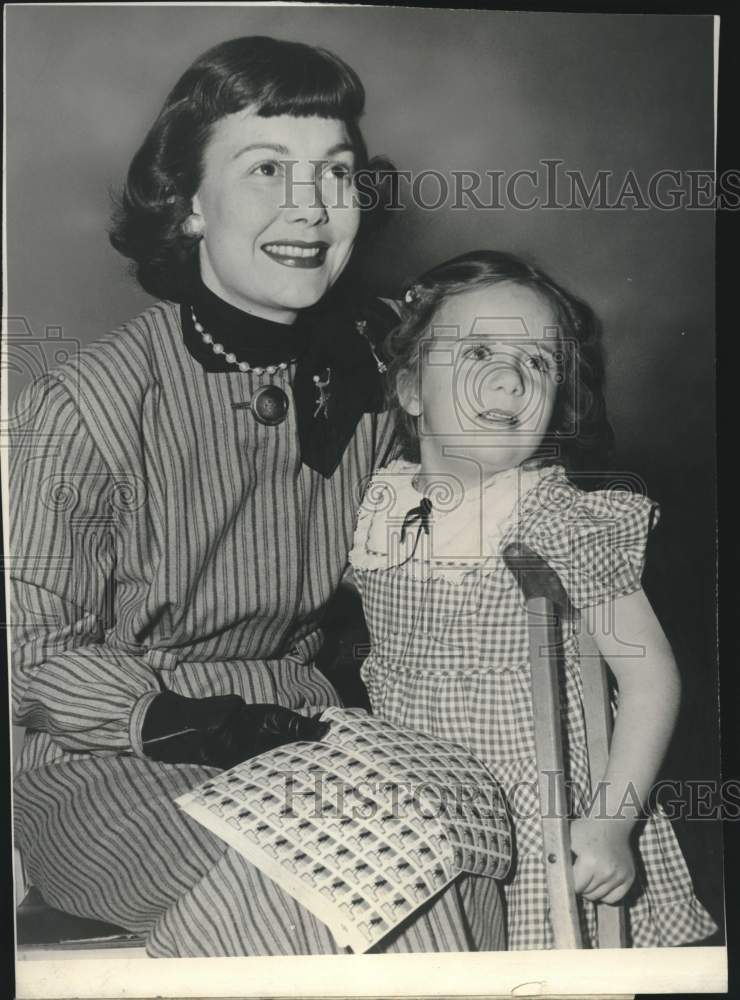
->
<box><xmin>400</xmin><ymin>497</ymin><xmax>433</xmax><ymax>558</ymax></box>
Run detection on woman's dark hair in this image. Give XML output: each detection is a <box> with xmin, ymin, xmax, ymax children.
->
<box><xmin>110</xmin><ymin>36</ymin><xmax>392</xmax><ymax>301</ymax></box>
<box><xmin>387</xmin><ymin>250</ymin><xmax>615</xmax><ymax>473</ymax></box>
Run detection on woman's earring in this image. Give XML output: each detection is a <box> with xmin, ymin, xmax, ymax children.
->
<box><xmin>182</xmin><ymin>214</ymin><xmax>204</xmax><ymax>237</ymax></box>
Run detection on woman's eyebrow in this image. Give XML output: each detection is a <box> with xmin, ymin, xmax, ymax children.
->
<box><xmin>231</xmin><ymin>142</ymin><xmax>355</xmax><ymax>162</ymax></box>
<box><xmin>232</xmin><ymin>142</ymin><xmax>291</xmax><ymax>161</ymax></box>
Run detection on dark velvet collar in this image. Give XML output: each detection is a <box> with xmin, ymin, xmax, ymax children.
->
<box><xmin>180</xmin><ymin>273</ymin><xmax>395</xmax><ymax>477</ymax></box>
<box><xmin>182</xmin><ymin>275</ymin><xmax>305</xmax><ymax>370</ymax></box>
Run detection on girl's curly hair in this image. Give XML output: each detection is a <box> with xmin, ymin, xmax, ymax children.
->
<box><xmin>386</xmin><ymin>250</ymin><xmax>615</xmax><ymax>473</ymax></box>
<box><xmin>109</xmin><ymin>35</ymin><xmax>394</xmax><ymax>302</ymax></box>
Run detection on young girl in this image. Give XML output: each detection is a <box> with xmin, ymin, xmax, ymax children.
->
<box><xmin>348</xmin><ymin>250</ymin><xmax>717</xmax><ymax>949</ymax></box>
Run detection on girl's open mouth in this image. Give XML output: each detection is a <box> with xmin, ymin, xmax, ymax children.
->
<box><xmin>477</xmin><ymin>408</ymin><xmax>519</xmax><ymax>426</ymax></box>
<box><xmin>262</xmin><ymin>242</ymin><xmax>328</xmax><ymax>269</ymax></box>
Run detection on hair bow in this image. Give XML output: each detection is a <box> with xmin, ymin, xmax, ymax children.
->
<box><xmin>403</xmin><ymin>284</ymin><xmax>426</xmax><ymax>305</ymax></box>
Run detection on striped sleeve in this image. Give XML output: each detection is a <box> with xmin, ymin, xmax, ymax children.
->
<box><xmin>9</xmin><ymin>377</ymin><xmax>161</xmax><ymax>754</ymax></box>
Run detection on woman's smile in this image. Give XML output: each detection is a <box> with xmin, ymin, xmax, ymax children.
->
<box><xmin>261</xmin><ymin>240</ymin><xmax>330</xmax><ymax>267</ymax></box>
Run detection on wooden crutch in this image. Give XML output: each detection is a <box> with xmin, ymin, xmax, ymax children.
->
<box><xmin>502</xmin><ymin>542</ymin><xmax>627</xmax><ymax>949</ymax></box>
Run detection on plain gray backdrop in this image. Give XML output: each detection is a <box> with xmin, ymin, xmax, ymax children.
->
<box><xmin>5</xmin><ymin>5</ymin><xmax>721</xmax><ymax>933</ymax></box>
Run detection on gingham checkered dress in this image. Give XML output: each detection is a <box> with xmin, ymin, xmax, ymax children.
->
<box><xmin>349</xmin><ymin>459</ymin><xmax>718</xmax><ymax>949</ymax></box>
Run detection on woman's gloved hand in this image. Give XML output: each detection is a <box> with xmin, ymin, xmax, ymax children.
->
<box><xmin>141</xmin><ymin>690</ymin><xmax>329</xmax><ymax>769</ymax></box>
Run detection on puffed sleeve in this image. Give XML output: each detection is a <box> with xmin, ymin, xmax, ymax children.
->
<box><xmin>9</xmin><ymin>376</ymin><xmax>162</xmax><ymax>755</ymax></box>
<box><xmin>519</xmin><ymin>475</ymin><xmax>660</xmax><ymax>610</ymax></box>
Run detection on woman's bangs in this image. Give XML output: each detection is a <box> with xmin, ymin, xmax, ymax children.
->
<box><xmin>254</xmin><ymin>58</ymin><xmax>364</xmax><ymax>122</ymax></box>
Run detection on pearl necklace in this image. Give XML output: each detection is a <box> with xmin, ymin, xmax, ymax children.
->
<box><xmin>192</xmin><ymin>307</ymin><xmax>296</xmax><ymax>426</ymax></box>
<box><xmin>191</xmin><ymin>308</ymin><xmax>295</xmax><ymax>375</ymax></box>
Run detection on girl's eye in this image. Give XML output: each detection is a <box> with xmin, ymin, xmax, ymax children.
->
<box><xmin>463</xmin><ymin>344</ymin><xmax>494</xmax><ymax>362</ymax></box>
<box><xmin>526</xmin><ymin>354</ymin><xmax>551</xmax><ymax>374</ymax></box>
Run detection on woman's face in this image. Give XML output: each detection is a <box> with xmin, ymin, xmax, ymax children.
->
<box><xmin>191</xmin><ymin>111</ymin><xmax>360</xmax><ymax>322</ymax></box>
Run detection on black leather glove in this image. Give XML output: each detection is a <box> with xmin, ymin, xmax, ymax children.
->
<box><xmin>141</xmin><ymin>690</ymin><xmax>329</xmax><ymax>769</ymax></box>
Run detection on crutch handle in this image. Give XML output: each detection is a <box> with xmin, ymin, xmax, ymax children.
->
<box><xmin>502</xmin><ymin>542</ymin><xmax>569</xmax><ymax>609</ymax></box>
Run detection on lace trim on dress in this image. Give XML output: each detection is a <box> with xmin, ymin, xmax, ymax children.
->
<box><xmin>349</xmin><ymin>460</ymin><xmax>560</xmax><ymax>581</ymax></box>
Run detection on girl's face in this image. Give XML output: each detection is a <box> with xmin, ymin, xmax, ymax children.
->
<box><xmin>191</xmin><ymin>111</ymin><xmax>360</xmax><ymax>323</ymax></box>
<box><xmin>399</xmin><ymin>282</ymin><xmax>560</xmax><ymax>480</ymax></box>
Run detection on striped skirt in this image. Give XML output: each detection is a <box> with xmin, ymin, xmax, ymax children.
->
<box><xmin>14</xmin><ymin>755</ymin><xmax>506</xmax><ymax>957</ymax></box>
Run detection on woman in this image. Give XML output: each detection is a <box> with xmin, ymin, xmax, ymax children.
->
<box><xmin>11</xmin><ymin>36</ymin><xmax>506</xmax><ymax>957</ymax></box>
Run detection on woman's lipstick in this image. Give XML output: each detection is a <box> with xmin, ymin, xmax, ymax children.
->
<box><xmin>262</xmin><ymin>241</ymin><xmax>328</xmax><ymax>269</ymax></box>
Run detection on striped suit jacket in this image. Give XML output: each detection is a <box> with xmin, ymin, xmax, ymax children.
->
<box><xmin>10</xmin><ymin>299</ymin><xmax>397</xmax><ymax>772</ymax></box>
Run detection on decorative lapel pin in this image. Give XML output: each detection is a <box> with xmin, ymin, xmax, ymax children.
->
<box><xmin>313</xmin><ymin>367</ymin><xmax>332</xmax><ymax>419</ymax></box>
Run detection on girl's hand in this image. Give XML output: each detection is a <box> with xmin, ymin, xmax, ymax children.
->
<box><xmin>569</xmin><ymin>816</ymin><xmax>635</xmax><ymax>904</ymax></box>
